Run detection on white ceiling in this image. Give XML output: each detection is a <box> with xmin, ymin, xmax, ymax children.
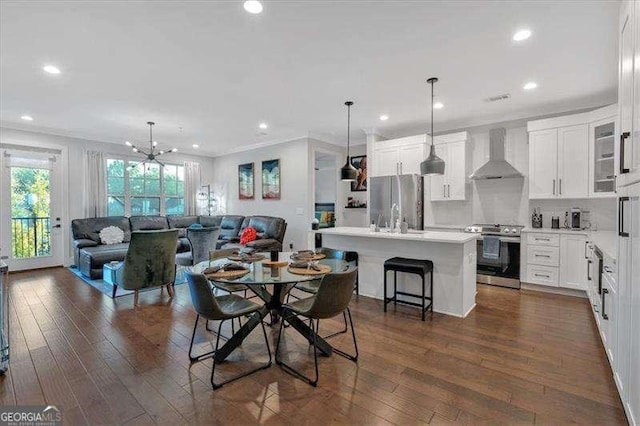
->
<box><xmin>0</xmin><ymin>1</ymin><xmax>619</xmax><ymax>157</ymax></box>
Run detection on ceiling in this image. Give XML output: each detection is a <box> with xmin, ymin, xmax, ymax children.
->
<box><xmin>0</xmin><ymin>1</ymin><xmax>619</xmax><ymax>157</ymax></box>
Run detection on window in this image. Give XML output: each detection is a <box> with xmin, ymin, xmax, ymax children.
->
<box><xmin>107</xmin><ymin>159</ymin><xmax>125</xmax><ymax>216</ymax></box>
<box><xmin>106</xmin><ymin>159</ymin><xmax>184</xmax><ymax>216</ymax></box>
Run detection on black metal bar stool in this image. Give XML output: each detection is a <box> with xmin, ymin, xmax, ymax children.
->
<box><xmin>383</xmin><ymin>257</ymin><xmax>433</xmax><ymax>321</ymax></box>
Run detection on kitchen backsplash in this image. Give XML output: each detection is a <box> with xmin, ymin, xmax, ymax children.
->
<box><xmin>423</xmin><ymin>123</ymin><xmax>617</xmax><ymax>230</ymax></box>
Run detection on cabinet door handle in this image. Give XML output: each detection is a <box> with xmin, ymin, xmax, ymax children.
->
<box><xmin>443</xmin><ymin>185</ymin><xmax>446</xmax><ymax>198</ymax></box>
<box><xmin>602</xmin><ymin>288</ymin><xmax>609</xmax><ymax>320</ymax></box>
<box><xmin>400</xmin><ymin>162</ymin><xmax>403</xmax><ymax>175</ymax></box>
<box><xmin>559</xmin><ymin>179</ymin><xmax>562</xmax><ymax>195</ymax></box>
<box><xmin>619</xmin><ymin>197</ymin><xmax>630</xmax><ymax>237</ymax></box>
<box><xmin>587</xmin><ymin>259</ymin><xmax>592</xmax><ymax>281</ymax></box>
<box><xmin>447</xmin><ymin>184</ymin><xmax>450</xmax><ymax>198</ymax></box>
<box><xmin>553</xmin><ymin>179</ymin><xmax>556</xmax><ymax>195</ymax></box>
<box><xmin>584</xmin><ymin>241</ymin><xmax>588</xmax><ymax>259</ymax></box>
<box><xmin>620</xmin><ymin>131</ymin><xmax>630</xmax><ymax>174</ymax></box>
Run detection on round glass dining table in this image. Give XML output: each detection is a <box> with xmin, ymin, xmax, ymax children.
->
<box><xmin>192</xmin><ymin>252</ymin><xmax>349</xmax><ymax>362</ymax></box>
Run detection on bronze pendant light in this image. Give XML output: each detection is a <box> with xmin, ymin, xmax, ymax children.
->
<box><xmin>340</xmin><ymin>101</ymin><xmax>358</xmax><ymax>181</ymax></box>
<box><xmin>420</xmin><ymin>77</ymin><xmax>445</xmax><ymax>176</ymax></box>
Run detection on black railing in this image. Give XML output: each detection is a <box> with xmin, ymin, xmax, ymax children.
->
<box><xmin>11</xmin><ymin>217</ymin><xmax>51</xmax><ymax>258</ymax></box>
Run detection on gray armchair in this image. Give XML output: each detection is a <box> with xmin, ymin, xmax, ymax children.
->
<box><xmin>176</xmin><ymin>227</ymin><xmax>221</xmax><ymax>266</ymax></box>
<box><xmin>113</xmin><ymin>229</ymin><xmax>179</xmax><ymax>305</ymax></box>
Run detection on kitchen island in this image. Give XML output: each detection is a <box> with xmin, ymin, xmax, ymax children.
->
<box><xmin>318</xmin><ymin>227</ymin><xmax>479</xmax><ymax>317</ymax></box>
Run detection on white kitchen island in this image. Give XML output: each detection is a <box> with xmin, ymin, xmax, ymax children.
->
<box><xmin>318</xmin><ymin>227</ymin><xmax>479</xmax><ymax>318</ymax></box>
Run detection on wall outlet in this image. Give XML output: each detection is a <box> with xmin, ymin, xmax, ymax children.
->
<box><xmin>289</xmin><ymin>242</ymin><xmax>294</xmax><ymax>250</ymax></box>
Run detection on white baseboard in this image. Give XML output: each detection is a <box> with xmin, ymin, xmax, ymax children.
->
<box><xmin>521</xmin><ymin>282</ymin><xmax>588</xmax><ymax>298</ymax></box>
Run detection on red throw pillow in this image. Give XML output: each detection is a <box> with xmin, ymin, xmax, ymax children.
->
<box><xmin>240</xmin><ymin>226</ymin><xmax>258</xmax><ymax>245</ymax></box>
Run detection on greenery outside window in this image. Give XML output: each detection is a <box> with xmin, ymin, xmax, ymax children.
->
<box><xmin>106</xmin><ymin>159</ymin><xmax>184</xmax><ymax>216</ymax></box>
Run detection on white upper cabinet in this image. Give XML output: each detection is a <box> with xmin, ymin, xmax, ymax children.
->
<box><xmin>428</xmin><ymin>133</ymin><xmax>468</xmax><ymax>201</ymax></box>
<box><xmin>529</xmin><ymin>129</ymin><xmax>558</xmax><ymax>199</ymax></box>
<box><xmin>370</xmin><ymin>134</ymin><xmax>425</xmax><ymax>177</ymax></box>
<box><xmin>528</xmin><ymin>105</ymin><xmax>617</xmax><ymax>199</ymax></box>
<box><xmin>398</xmin><ymin>142</ymin><xmax>425</xmax><ymax>175</ymax></box>
<box><xmin>558</xmin><ymin>124</ymin><xmax>589</xmax><ymax>198</ymax></box>
<box><xmin>372</xmin><ymin>145</ymin><xmax>401</xmax><ymax>177</ymax></box>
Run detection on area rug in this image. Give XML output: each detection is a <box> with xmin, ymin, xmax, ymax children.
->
<box><xmin>68</xmin><ymin>266</ymin><xmax>187</xmax><ymax>298</ymax></box>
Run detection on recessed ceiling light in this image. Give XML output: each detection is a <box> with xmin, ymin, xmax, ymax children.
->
<box><xmin>523</xmin><ymin>81</ymin><xmax>538</xmax><ymax>90</ymax></box>
<box><xmin>243</xmin><ymin>0</ymin><xmax>263</xmax><ymax>14</ymax></box>
<box><xmin>433</xmin><ymin>102</ymin><xmax>444</xmax><ymax>109</ymax></box>
<box><xmin>513</xmin><ymin>29</ymin><xmax>532</xmax><ymax>42</ymax></box>
<box><xmin>259</xmin><ymin>122</ymin><xmax>268</xmax><ymax>129</ymax></box>
<box><xmin>20</xmin><ymin>115</ymin><xmax>34</xmax><ymax>121</ymax></box>
<box><xmin>379</xmin><ymin>114</ymin><xmax>389</xmax><ymax>121</ymax></box>
<box><xmin>192</xmin><ymin>144</ymin><xmax>200</xmax><ymax>148</ymax></box>
<box><xmin>43</xmin><ymin>65</ymin><xmax>61</xmax><ymax>74</ymax></box>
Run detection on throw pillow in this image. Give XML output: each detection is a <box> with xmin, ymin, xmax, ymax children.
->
<box><xmin>99</xmin><ymin>226</ymin><xmax>125</xmax><ymax>245</ymax></box>
<box><xmin>239</xmin><ymin>226</ymin><xmax>258</xmax><ymax>245</ymax></box>
<box><xmin>188</xmin><ymin>223</ymin><xmax>203</xmax><ymax>229</ymax></box>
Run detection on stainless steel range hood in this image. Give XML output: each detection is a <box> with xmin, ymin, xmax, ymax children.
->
<box><xmin>469</xmin><ymin>128</ymin><xmax>524</xmax><ymax>180</ymax></box>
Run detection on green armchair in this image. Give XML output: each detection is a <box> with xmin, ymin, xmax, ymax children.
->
<box><xmin>113</xmin><ymin>229</ymin><xmax>179</xmax><ymax>305</ymax></box>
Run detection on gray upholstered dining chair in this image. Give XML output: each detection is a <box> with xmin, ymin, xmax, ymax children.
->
<box><xmin>186</xmin><ymin>272</ymin><xmax>271</xmax><ymax>389</ymax></box>
<box><xmin>275</xmin><ymin>267</ymin><xmax>358</xmax><ymax>387</ymax></box>
<box><xmin>176</xmin><ymin>227</ymin><xmax>221</xmax><ymax>266</ymax></box>
<box><xmin>288</xmin><ymin>247</ymin><xmax>358</xmax><ymax>338</ymax></box>
<box><xmin>112</xmin><ymin>229</ymin><xmax>179</xmax><ymax>305</ymax></box>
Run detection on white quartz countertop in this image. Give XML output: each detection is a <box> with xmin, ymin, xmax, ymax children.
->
<box><xmin>522</xmin><ymin>227</ymin><xmax>617</xmax><ymax>261</ymax></box>
<box><xmin>318</xmin><ymin>226</ymin><xmax>479</xmax><ymax>244</ymax></box>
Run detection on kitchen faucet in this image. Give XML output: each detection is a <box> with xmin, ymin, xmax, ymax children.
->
<box><xmin>391</xmin><ymin>203</ymin><xmax>399</xmax><ymax>232</ymax></box>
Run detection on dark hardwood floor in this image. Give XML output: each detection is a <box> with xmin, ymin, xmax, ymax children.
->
<box><xmin>0</xmin><ymin>267</ymin><xmax>628</xmax><ymax>425</ymax></box>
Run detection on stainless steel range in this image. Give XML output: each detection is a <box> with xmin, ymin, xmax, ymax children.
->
<box><xmin>464</xmin><ymin>224</ymin><xmax>524</xmax><ymax>289</ymax></box>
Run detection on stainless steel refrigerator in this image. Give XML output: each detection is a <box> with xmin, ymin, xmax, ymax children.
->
<box><xmin>369</xmin><ymin>174</ymin><xmax>424</xmax><ymax>230</ymax></box>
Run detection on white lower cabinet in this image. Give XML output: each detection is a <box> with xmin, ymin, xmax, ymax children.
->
<box><xmin>559</xmin><ymin>234</ymin><xmax>588</xmax><ymax>290</ymax></box>
<box><xmin>523</xmin><ymin>232</ymin><xmax>587</xmax><ymax>291</ymax></box>
<box><xmin>526</xmin><ymin>265</ymin><xmax>559</xmax><ymax>286</ymax></box>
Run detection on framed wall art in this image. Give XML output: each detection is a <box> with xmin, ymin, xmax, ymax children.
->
<box><xmin>238</xmin><ymin>162</ymin><xmax>254</xmax><ymax>199</ymax></box>
<box><xmin>350</xmin><ymin>155</ymin><xmax>367</xmax><ymax>192</ymax></box>
<box><xmin>261</xmin><ymin>159</ymin><xmax>280</xmax><ymax>199</ymax></box>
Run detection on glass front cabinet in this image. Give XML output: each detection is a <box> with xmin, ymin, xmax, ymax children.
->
<box><xmin>589</xmin><ymin>117</ymin><xmax>617</xmax><ymax>197</ymax></box>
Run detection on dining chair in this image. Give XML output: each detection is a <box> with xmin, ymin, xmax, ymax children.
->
<box><xmin>275</xmin><ymin>267</ymin><xmax>358</xmax><ymax>387</ymax></box>
<box><xmin>176</xmin><ymin>227</ymin><xmax>221</xmax><ymax>266</ymax></box>
<box><xmin>186</xmin><ymin>272</ymin><xmax>271</xmax><ymax>389</ymax></box>
<box><xmin>288</xmin><ymin>247</ymin><xmax>356</xmax><ymax>338</ymax></box>
<box><xmin>112</xmin><ymin>229</ymin><xmax>179</xmax><ymax>305</ymax></box>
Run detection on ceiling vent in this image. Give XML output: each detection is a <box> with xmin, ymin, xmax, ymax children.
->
<box><xmin>485</xmin><ymin>93</ymin><xmax>511</xmax><ymax>103</ymax></box>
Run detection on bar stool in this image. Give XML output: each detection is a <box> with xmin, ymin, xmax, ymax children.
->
<box><xmin>383</xmin><ymin>257</ymin><xmax>433</xmax><ymax>321</ymax></box>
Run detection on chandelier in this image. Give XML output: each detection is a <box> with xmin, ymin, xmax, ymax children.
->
<box><xmin>125</xmin><ymin>121</ymin><xmax>178</xmax><ymax>168</ymax></box>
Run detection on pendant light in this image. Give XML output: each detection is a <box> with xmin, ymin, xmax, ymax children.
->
<box><xmin>420</xmin><ymin>77</ymin><xmax>445</xmax><ymax>176</ymax></box>
<box><xmin>340</xmin><ymin>101</ymin><xmax>358</xmax><ymax>181</ymax></box>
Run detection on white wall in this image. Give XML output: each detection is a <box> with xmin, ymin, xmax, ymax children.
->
<box><xmin>210</xmin><ymin>137</ymin><xmax>311</xmax><ymax>250</ymax></box>
<box><xmin>314</xmin><ymin>168</ymin><xmax>336</xmax><ymax>203</ymax></box>
<box><xmin>0</xmin><ymin>127</ymin><xmax>215</xmax><ymax>265</ymax></box>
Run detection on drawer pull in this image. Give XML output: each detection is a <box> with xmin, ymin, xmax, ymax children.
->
<box><xmin>536</xmin><ymin>238</ymin><xmax>551</xmax><ymax>241</ymax></box>
<box><xmin>535</xmin><ymin>254</ymin><xmax>551</xmax><ymax>258</ymax></box>
<box><xmin>534</xmin><ymin>273</ymin><xmax>550</xmax><ymax>278</ymax></box>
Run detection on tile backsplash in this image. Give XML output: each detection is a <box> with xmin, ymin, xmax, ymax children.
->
<box><xmin>424</xmin><ymin>123</ymin><xmax>617</xmax><ymax>230</ymax></box>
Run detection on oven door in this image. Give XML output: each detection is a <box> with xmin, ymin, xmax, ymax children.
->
<box><xmin>476</xmin><ymin>237</ymin><xmax>521</xmax><ymax>289</ymax></box>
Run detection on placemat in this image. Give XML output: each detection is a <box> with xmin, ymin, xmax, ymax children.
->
<box><xmin>290</xmin><ymin>253</ymin><xmax>327</xmax><ymax>261</ymax></box>
<box><xmin>287</xmin><ymin>264</ymin><xmax>332</xmax><ymax>276</ymax></box>
<box><xmin>227</xmin><ymin>254</ymin><xmax>266</xmax><ymax>262</ymax></box>
<box><xmin>204</xmin><ymin>268</ymin><xmax>250</xmax><ymax>279</ymax></box>
<box><xmin>261</xmin><ymin>260</ymin><xmax>289</xmax><ymax>267</ymax></box>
